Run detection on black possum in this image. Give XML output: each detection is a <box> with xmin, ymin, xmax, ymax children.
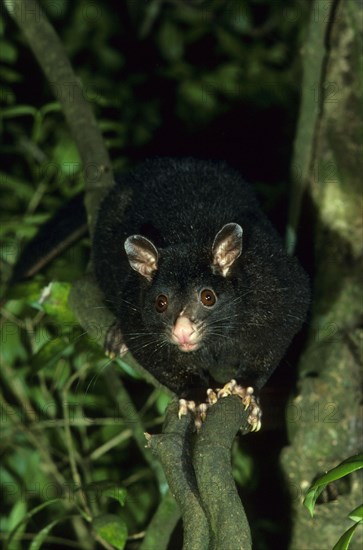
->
<box><xmin>93</xmin><ymin>158</ymin><xmax>310</xmax><ymax>428</ymax></box>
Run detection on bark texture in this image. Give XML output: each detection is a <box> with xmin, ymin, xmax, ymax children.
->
<box><xmin>282</xmin><ymin>1</ymin><xmax>363</xmax><ymax>548</ymax></box>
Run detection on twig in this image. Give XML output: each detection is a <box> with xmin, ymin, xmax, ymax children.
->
<box><xmin>104</xmin><ymin>367</ymin><xmax>168</xmax><ymax>492</ymax></box>
<box><xmin>140</xmin><ymin>490</ymin><xmax>181</xmax><ymax>550</ymax></box>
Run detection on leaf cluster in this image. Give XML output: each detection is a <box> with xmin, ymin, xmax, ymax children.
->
<box><xmin>304</xmin><ymin>454</ymin><xmax>363</xmax><ymax>550</ymax></box>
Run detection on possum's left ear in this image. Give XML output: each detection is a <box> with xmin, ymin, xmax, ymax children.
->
<box><xmin>212</xmin><ymin>223</ymin><xmax>243</xmax><ymax>277</ymax></box>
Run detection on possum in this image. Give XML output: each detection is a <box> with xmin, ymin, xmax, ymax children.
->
<box><xmin>93</xmin><ymin>158</ymin><xmax>310</xmax><ymax>429</ymax></box>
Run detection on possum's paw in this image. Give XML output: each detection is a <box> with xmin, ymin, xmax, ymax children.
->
<box><xmin>207</xmin><ymin>379</ymin><xmax>262</xmax><ymax>432</ymax></box>
<box><xmin>179</xmin><ymin>380</ymin><xmax>262</xmax><ymax>432</ymax></box>
<box><xmin>104</xmin><ymin>322</ymin><xmax>128</xmax><ymax>359</ymax></box>
<box><xmin>178</xmin><ymin>399</ymin><xmax>208</xmax><ymax>430</ymax></box>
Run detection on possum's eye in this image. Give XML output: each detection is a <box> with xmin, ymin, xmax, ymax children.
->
<box><xmin>200</xmin><ymin>289</ymin><xmax>217</xmax><ymax>307</ymax></box>
<box><xmin>155</xmin><ymin>294</ymin><xmax>168</xmax><ymax>313</ymax></box>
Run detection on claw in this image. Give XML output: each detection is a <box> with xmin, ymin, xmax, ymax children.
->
<box><xmin>217</xmin><ymin>379</ymin><xmax>237</xmax><ymax>398</ymax></box>
<box><xmin>178</xmin><ymin>399</ymin><xmax>208</xmax><ymax>430</ymax></box>
<box><xmin>243</xmin><ymin>396</ymin><xmax>252</xmax><ymax>410</ymax></box>
<box><xmin>105</xmin><ymin>322</ymin><xmax>128</xmax><ymax>359</ymax></box>
<box><xmin>207</xmin><ymin>388</ymin><xmax>218</xmax><ymax>405</ymax></box>
<box><xmin>178</xmin><ymin>399</ymin><xmax>188</xmax><ymax>419</ymax></box>
<box><xmin>199</xmin><ymin>403</ymin><xmax>208</xmax><ymax>422</ymax></box>
<box><xmin>120</xmin><ymin>344</ymin><xmax>128</xmax><ymax>357</ymax></box>
<box><xmin>178</xmin><ymin>380</ymin><xmax>262</xmax><ymax>433</ymax></box>
<box><xmin>215</xmin><ymin>380</ymin><xmax>262</xmax><ymax>432</ymax></box>
<box><xmin>246</xmin><ymin>396</ymin><xmax>262</xmax><ymax>432</ymax></box>
<box><xmin>178</xmin><ymin>399</ymin><xmax>196</xmax><ymax>419</ymax></box>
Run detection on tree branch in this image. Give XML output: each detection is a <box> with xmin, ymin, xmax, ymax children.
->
<box><xmin>147</xmin><ymin>399</ymin><xmax>252</xmax><ymax>549</ymax></box>
<box><xmin>282</xmin><ymin>1</ymin><xmax>363</xmax><ymax>547</ymax></box>
<box><xmin>194</xmin><ymin>396</ymin><xmax>252</xmax><ymax>549</ymax></box>
<box><xmin>140</xmin><ymin>490</ymin><xmax>181</xmax><ymax>550</ymax></box>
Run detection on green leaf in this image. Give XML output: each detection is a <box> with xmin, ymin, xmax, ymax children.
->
<box><xmin>5</xmin><ymin>280</ymin><xmax>45</xmax><ymax>304</ymax></box>
<box><xmin>82</xmin><ymin>481</ymin><xmax>127</xmax><ymax>507</ymax></box>
<box><xmin>173</xmin><ymin>3</ymin><xmax>205</xmax><ymax>25</ymax></box>
<box><xmin>1</xmin><ymin>105</ymin><xmax>37</xmax><ymax>118</ymax></box>
<box><xmin>29</xmin><ymin>519</ymin><xmax>60</xmax><ymax>550</ymax></box>
<box><xmin>158</xmin><ymin>21</ymin><xmax>184</xmax><ymax>61</ymax></box>
<box><xmin>216</xmin><ymin>28</ymin><xmax>245</xmax><ymax>58</ymax></box>
<box><xmin>103</xmin><ymin>486</ymin><xmax>127</xmax><ymax>507</ymax></box>
<box><xmin>304</xmin><ymin>454</ymin><xmax>363</xmax><ymax>516</ymax></box>
<box><xmin>332</xmin><ymin>521</ymin><xmax>363</xmax><ymax>550</ymax></box>
<box><xmin>30</xmin><ymin>338</ymin><xmax>73</xmax><ymax>373</ymax></box>
<box><xmin>225</xmin><ymin>4</ymin><xmax>252</xmax><ymax>34</ymax></box>
<box><xmin>0</xmin><ymin>65</ymin><xmax>22</xmax><ymax>83</ymax></box>
<box><xmin>39</xmin><ymin>102</ymin><xmax>62</xmax><ymax>117</ymax></box>
<box><xmin>29</xmin><ymin>514</ymin><xmax>77</xmax><ymax>550</ymax></box>
<box><xmin>349</xmin><ymin>504</ymin><xmax>363</xmax><ymax>522</ymax></box>
<box><xmin>116</xmin><ymin>358</ymin><xmax>143</xmax><ymax>380</ymax></box>
<box><xmin>178</xmin><ymin>79</ymin><xmax>217</xmax><ymax>117</ymax></box>
<box><xmin>36</xmin><ymin>282</ymin><xmax>76</xmax><ymax>324</ymax></box>
<box><xmin>45</xmin><ymin>0</ymin><xmax>68</xmax><ymax>18</ymax></box>
<box><xmin>7</xmin><ymin>500</ymin><xmax>27</xmax><ymax>531</ymax></box>
<box><xmin>5</xmin><ymin>501</ymin><xmax>27</xmax><ymax>550</ymax></box>
<box><xmin>155</xmin><ymin>391</ymin><xmax>171</xmax><ymax>415</ymax></box>
<box><xmin>93</xmin><ymin>514</ymin><xmax>128</xmax><ymax>550</ymax></box>
<box><xmin>0</xmin><ymin>319</ymin><xmax>27</xmax><ymax>365</ymax></box>
<box><xmin>202</xmin><ymin>64</ymin><xmax>241</xmax><ymax>98</ymax></box>
<box><xmin>5</xmin><ymin>499</ymin><xmax>63</xmax><ymax>549</ymax></box>
<box><xmin>0</xmin><ymin>39</ymin><xmax>18</xmax><ymax>63</ymax></box>
<box><xmin>232</xmin><ymin>446</ymin><xmax>253</xmax><ymax>487</ymax></box>
<box><xmin>52</xmin><ymin>138</ymin><xmax>81</xmax><ymax>172</ymax></box>
<box><xmin>303</xmin><ymin>484</ymin><xmax>327</xmax><ymax>517</ymax></box>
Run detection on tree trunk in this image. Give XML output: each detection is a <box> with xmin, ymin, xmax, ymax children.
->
<box><xmin>281</xmin><ymin>1</ymin><xmax>363</xmax><ymax>548</ymax></box>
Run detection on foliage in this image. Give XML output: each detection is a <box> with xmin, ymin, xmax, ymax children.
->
<box><xmin>0</xmin><ymin>1</ymin><xmax>310</xmax><ymax>548</ymax></box>
<box><xmin>304</xmin><ymin>454</ymin><xmax>363</xmax><ymax>550</ymax></box>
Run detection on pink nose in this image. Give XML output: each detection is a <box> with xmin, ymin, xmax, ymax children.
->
<box><xmin>172</xmin><ymin>316</ymin><xmax>198</xmax><ymax>346</ymax></box>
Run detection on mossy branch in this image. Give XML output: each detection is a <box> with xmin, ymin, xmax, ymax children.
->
<box><xmin>193</xmin><ymin>397</ymin><xmax>252</xmax><ymax>549</ymax></box>
<box><xmin>147</xmin><ymin>399</ymin><xmax>252</xmax><ymax>549</ymax></box>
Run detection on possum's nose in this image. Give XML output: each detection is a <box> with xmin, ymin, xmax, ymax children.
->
<box><xmin>171</xmin><ymin>316</ymin><xmax>200</xmax><ymax>352</ymax></box>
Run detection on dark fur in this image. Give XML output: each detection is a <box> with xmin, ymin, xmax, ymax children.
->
<box><xmin>93</xmin><ymin>158</ymin><xmax>310</xmax><ymax>399</ymax></box>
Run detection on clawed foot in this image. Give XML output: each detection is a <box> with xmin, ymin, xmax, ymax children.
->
<box><xmin>207</xmin><ymin>379</ymin><xmax>262</xmax><ymax>432</ymax></box>
<box><xmin>178</xmin><ymin>399</ymin><xmax>208</xmax><ymax>430</ymax></box>
<box><xmin>105</xmin><ymin>322</ymin><xmax>128</xmax><ymax>359</ymax></box>
<box><xmin>178</xmin><ymin>379</ymin><xmax>262</xmax><ymax>432</ymax></box>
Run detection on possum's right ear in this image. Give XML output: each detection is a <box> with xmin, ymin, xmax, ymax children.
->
<box><xmin>212</xmin><ymin>223</ymin><xmax>243</xmax><ymax>277</ymax></box>
<box><xmin>124</xmin><ymin>235</ymin><xmax>158</xmax><ymax>281</ymax></box>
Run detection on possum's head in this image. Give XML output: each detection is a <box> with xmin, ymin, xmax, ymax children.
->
<box><xmin>124</xmin><ymin>223</ymin><xmax>243</xmax><ymax>353</ymax></box>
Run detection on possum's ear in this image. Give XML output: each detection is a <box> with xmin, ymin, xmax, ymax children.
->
<box><xmin>212</xmin><ymin>223</ymin><xmax>243</xmax><ymax>277</ymax></box>
<box><xmin>124</xmin><ymin>235</ymin><xmax>158</xmax><ymax>281</ymax></box>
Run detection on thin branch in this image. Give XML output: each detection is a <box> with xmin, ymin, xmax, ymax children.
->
<box><xmin>140</xmin><ymin>490</ymin><xmax>181</xmax><ymax>550</ymax></box>
<box><xmin>104</xmin><ymin>367</ymin><xmax>168</xmax><ymax>492</ymax></box>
